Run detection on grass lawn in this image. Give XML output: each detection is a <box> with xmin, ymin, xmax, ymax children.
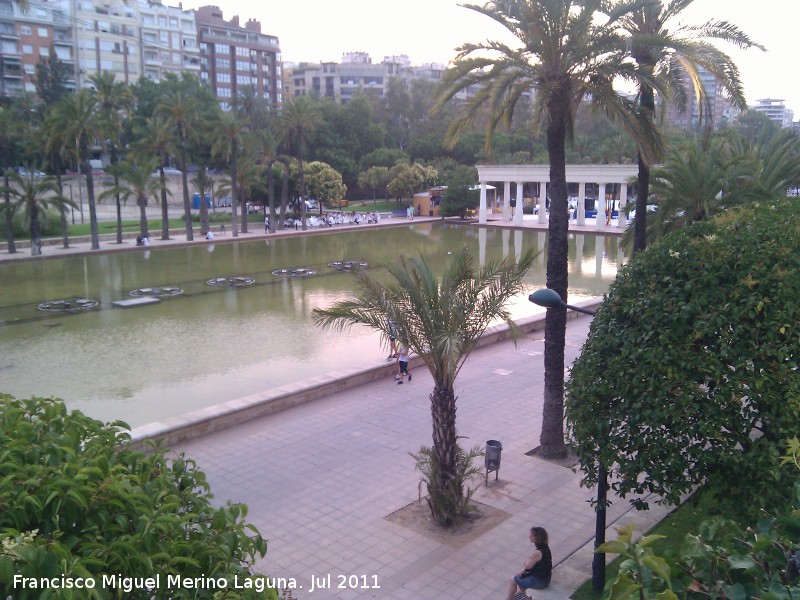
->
<box><xmin>570</xmin><ymin>488</ymin><xmax>722</xmax><ymax>600</ymax></box>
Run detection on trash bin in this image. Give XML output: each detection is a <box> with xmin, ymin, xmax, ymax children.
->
<box><xmin>485</xmin><ymin>439</ymin><xmax>502</xmax><ymax>485</ymax></box>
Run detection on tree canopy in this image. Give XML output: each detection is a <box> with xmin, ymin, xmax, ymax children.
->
<box><xmin>566</xmin><ymin>199</ymin><xmax>800</xmax><ymax>517</ymax></box>
<box><xmin>0</xmin><ymin>395</ymin><xmax>278</xmax><ymax>599</ymax></box>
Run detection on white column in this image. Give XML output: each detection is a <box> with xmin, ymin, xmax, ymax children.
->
<box><xmin>502</xmin><ymin>229</ymin><xmax>510</xmax><ymax>259</ymax></box>
<box><xmin>538</xmin><ymin>181</ymin><xmax>547</xmax><ymax>224</ymax></box>
<box><xmin>478</xmin><ymin>227</ymin><xmax>486</xmax><ymax>266</ymax></box>
<box><xmin>479</xmin><ymin>183</ymin><xmax>487</xmax><ymax>224</ymax></box>
<box><xmin>503</xmin><ymin>181</ymin><xmax>511</xmax><ymax>221</ymax></box>
<box><xmin>595</xmin><ymin>235</ymin><xmax>604</xmax><ymax>277</ymax></box>
<box><xmin>575</xmin><ymin>234</ymin><xmax>584</xmax><ymax>274</ymax></box>
<box><xmin>577</xmin><ymin>182</ymin><xmax>586</xmax><ymax>225</ymax></box>
<box><xmin>515</xmin><ymin>230</ymin><xmax>523</xmax><ymax>262</ymax></box>
<box><xmin>617</xmin><ymin>183</ymin><xmax>628</xmax><ymax>229</ymax></box>
<box><xmin>514</xmin><ymin>182</ymin><xmax>524</xmax><ymax>225</ymax></box>
<box><xmin>597</xmin><ymin>182</ymin><xmax>607</xmax><ymax>230</ymax></box>
<box><xmin>537</xmin><ymin>232</ymin><xmax>546</xmax><ymax>267</ymax></box>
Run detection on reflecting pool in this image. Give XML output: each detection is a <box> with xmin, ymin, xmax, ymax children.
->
<box><xmin>0</xmin><ymin>223</ymin><xmax>625</xmax><ymax>427</ymax></box>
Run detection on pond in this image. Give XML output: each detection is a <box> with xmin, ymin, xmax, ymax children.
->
<box><xmin>0</xmin><ymin>223</ymin><xmax>625</xmax><ymax>427</ymax></box>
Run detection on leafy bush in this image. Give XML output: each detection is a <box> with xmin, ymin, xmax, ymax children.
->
<box><xmin>0</xmin><ymin>395</ymin><xmax>278</xmax><ymax>599</ymax></box>
<box><xmin>599</xmin><ymin>439</ymin><xmax>800</xmax><ymax>600</ymax></box>
<box><xmin>567</xmin><ymin>199</ymin><xmax>800</xmax><ymax>518</ymax></box>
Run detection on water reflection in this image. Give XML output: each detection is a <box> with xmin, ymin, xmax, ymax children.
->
<box><xmin>0</xmin><ymin>223</ymin><xmax>626</xmax><ymax>427</ymax></box>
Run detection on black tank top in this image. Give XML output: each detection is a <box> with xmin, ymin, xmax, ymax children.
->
<box><xmin>529</xmin><ymin>545</ymin><xmax>552</xmax><ymax>581</ymax></box>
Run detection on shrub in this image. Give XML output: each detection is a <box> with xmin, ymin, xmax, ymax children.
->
<box><xmin>0</xmin><ymin>395</ymin><xmax>278</xmax><ymax>599</ymax></box>
<box><xmin>567</xmin><ymin>199</ymin><xmax>800</xmax><ymax>519</ymax></box>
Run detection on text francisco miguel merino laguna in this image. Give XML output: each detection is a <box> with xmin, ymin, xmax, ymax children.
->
<box><xmin>13</xmin><ymin>573</ymin><xmax>295</xmax><ymax>594</ymax></box>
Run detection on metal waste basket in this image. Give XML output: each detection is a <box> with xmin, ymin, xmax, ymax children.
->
<box><xmin>485</xmin><ymin>439</ymin><xmax>502</xmax><ymax>485</ymax></box>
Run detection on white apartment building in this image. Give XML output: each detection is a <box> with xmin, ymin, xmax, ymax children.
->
<box><xmin>138</xmin><ymin>0</ymin><xmax>200</xmax><ymax>82</ymax></box>
<box><xmin>750</xmin><ymin>98</ymin><xmax>794</xmax><ymax>129</ymax></box>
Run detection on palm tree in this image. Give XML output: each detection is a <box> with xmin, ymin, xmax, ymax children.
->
<box><xmin>613</xmin><ymin>0</ymin><xmax>763</xmax><ymax>253</ymax></box>
<box><xmin>100</xmin><ymin>159</ymin><xmax>159</xmax><ymax>240</ymax></box>
<box><xmin>0</xmin><ymin>106</ymin><xmax>23</xmax><ymax>253</ymax></box>
<box><xmin>636</xmin><ymin>127</ymin><xmax>800</xmax><ymax>245</ymax></box>
<box><xmin>435</xmin><ymin>0</ymin><xmax>658</xmax><ymax>459</ymax></box>
<box><xmin>156</xmin><ymin>88</ymin><xmax>198</xmax><ymax>241</ymax></box>
<box><xmin>130</xmin><ymin>118</ymin><xmax>174</xmax><ymax>240</ymax></box>
<box><xmin>192</xmin><ymin>165</ymin><xmax>216</xmax><ymax>230</ymax></box>
<box><xmin>313</xmin><ymin>248</ymin><xmax>535</xmax><ymax>525</ymax></box>
<box><xmin>5</xmin><ymin>170</ymin><xmax>73</xmax><ymax>256</ymax></box>
<box><xmin>90</xmin><ymin>71</ymin><xmax>134</xmax><ymax>244</ymax></box>
<box><xmin>276</xmin><ymin>96</ymin><xmax>322</xmax><ymax>231</ymax></box>
<box><xmin>47</xmin><ymin>90</ymin><xmax>101</xmax><ymax>250</ymax></box>
<box><xmin>210</xmin><ymin>112</ymin><xmax>247</xmax><ymax>237</ymax></box>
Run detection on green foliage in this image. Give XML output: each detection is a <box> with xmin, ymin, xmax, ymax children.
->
<box><xmin>304</xmin><ymin>161</ymin><xmax>346</xmax><ymax>204</ymax></box>
<box><xmin>567</xmin><ymin>199</ymin><xmax>800</xmax><ymax>518</ymax></box>
<box><xmin>600</xmin><ymin>441</ymin><xmax>800</xmax><ymax>600</ymax></box>
<box><xmin>439</xmin><ymin>165</ymin><xmax>479</xmax><ymax>218</ymax></box>
<box><xmin>0</xmin><ymin>394</ymin><xmax>276</xmax><ymax>600</ymax></box>
<box><xmin>410</xmin><ymin>442</ymin><xmax>484</xmax><ymax>526</ymax></box>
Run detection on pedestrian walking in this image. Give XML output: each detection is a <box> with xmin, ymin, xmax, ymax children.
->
<box><xmin>264</xmin><ymin>215</ymin><xmax>270</xmax><ymax>233</ymax></box>
<box><xmin>394</xmin><ymin>343</ymin><xmax>411</xmax><ymax>384</ymax></box>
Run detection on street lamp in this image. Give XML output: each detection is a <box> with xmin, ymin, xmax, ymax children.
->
<box><xmin>529</xmin><ymin>288</ymin><xmax>607</xmax><ymax>592</ymax></box>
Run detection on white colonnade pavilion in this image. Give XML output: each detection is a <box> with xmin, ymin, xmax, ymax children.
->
<box><xmin>475</xmin><ymin>164</ymin><xmax>639</xmax><ymax>229</ymax></box>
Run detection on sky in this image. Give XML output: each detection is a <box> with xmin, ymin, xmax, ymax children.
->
<box><xmin>182</xmin><ymin>0</ymin><xmax>800</xmax><ymax>114</ymax></box>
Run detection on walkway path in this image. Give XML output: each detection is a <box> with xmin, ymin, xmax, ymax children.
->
<box><xmin>174</xmin><ymin>316</ymin><xmax>669</xmax><ymax>600</ymax></box>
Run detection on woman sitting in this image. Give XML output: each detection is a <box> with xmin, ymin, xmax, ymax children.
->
<box><xmin>506</xmin><ymin>526</ymin><xmax>551</xmax><ymax>600</ymax></box>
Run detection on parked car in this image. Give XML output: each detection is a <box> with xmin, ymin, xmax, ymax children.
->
<box><xmin>15</xmin><ymin>167</ymin><xmax>46</xmax><ymax>178</ymax></box>
<box><xmin>153</xmin><ymin>166</ymin><xmax>182</xmax><ymax>176</ymax></box>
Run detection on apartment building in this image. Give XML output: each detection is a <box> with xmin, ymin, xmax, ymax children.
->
<box><xmin>195</xmin><ymin>5</ymin><xmax>281</xmax><ymax>110</ymax></box>
<box><xmin>662</xmin><ymin>66</ymin><xmax>739</xmax><ymax>130</ymax></box>
<box><xmin>0</xmin><ymin>0</ymin><xmax>75</xmax><ymax>96</ymax></box>
<box><xmin>1</xmin><ymin>0</ymin><xmax>281</xmax><ymax>110</ymax></box>
<box><xmin>750</xmin><ymin>98</ymin><xmax>794</xmax><ymax>129</ymax></box>
<box><xmin>286</xmin><ymin>53</ymin><xmax>447</xmax><ymax>105</ymax></box>
<box><xmin>138</xmin><ymin>0</ymin><xmax>200</xmax><ymax>82</ymax></box>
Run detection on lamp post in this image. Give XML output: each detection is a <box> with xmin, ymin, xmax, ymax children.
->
<box><xmin>529</xmin><ymin>288</ymin><xmax>608</xmax><ymax>592</ymax></box>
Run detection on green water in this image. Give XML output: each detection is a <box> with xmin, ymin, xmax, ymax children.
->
<box><xmin>0</xmin><ymin>223</ymin><xmax>624</xmax><ymax>427</ymax></box>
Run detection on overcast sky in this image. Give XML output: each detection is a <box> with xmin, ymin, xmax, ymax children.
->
<box><xmin>182</xmin><ymin>0</ymin><xmax>799</xmax><ymax>114</ymax></box>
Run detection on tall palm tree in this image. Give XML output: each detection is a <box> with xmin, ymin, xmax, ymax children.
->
<box><xmin>613</xmin><ymin>0</ymin><xmax>763</xmax><ymax>253</ymax></box>
<box><xmin>0</xmin><ymin>106</ymin><xmax>23</xmax><ymax>253</ymax></box>
<box><xmin>313</xmin><ymin>248</ymin><xmax>535</xmax><ymax>525</ymax></box>
<box><xmin>130</xmin><ymin>118</ymin><xmax>174</xmax><ymax>240</ymax></box>
<box><xmin>47</xmin><ymin>90</ymin><xmax>101</xmax><ymax>250</ymax></box>
<box><xmin>5</xmin><ymin>170</ymin><xmax>73</xmax><ymax>256</ymax></box>
<box><xmin>435</xmin><ymin>0</ymin><xmax>659</xmax><ymax>459</ymax></box>
<box><xmin>156</xmin><ymin>88</ymin><xmax>198</xmax><ymax>241</ymax></box>
<box><xmin>100</xmin><ymin>159</ymin><xmax>159</xmax><ymax>240</ymax></box>
<box><xmin>90</xmin><ymin>71</ymin><xmax>134</xmax><ymax>244</ymax></box>
<box><xmin>211</xmin><ymin>112</ymin><xmax>247</xmax><ymax>236</ymax></box>
<box><xmin>276</xmin><ymin>96</ymin><xmax>323</xmax><ymax>231</ymax></box>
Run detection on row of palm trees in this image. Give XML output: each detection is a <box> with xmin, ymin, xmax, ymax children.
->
<box><xmin>1</xmin><ymin>72</ymin><xmax>324</xmax><ymax>255</ymax></box>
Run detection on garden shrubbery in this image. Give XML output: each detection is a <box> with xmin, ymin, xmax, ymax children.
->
<box><xmin>0</xmin><ymin>395</ymin><xmax>278</xmax><ymax>599</ymax></box>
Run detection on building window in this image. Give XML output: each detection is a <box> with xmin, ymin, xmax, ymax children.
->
<box><xmin>169</xmin><ymin>18</ymin><xmax>177</xmax><ymax>28</ymax></box>
<box><xmin>22</xmin><ymin>44</ymin><xmax>33</xmax><ymax>54</ymax></box>
<box><xmin>215</xmin><ymin>58</ymin><xmax>230</xmax><ymax>69</ymax></box>
<box><xmin>217</xmin><ymin>72</ymin><xmax>230</xmax><ymax>83</ymax></box>
<box><xmin>20</xmin><ymin>26</ymin><xmax>31</xmax><ymax>35</ymax></box>
<box><xmin>38</xmin><ymin>27</ymin><xmax>48</xmax><ymax>37</ymax></box>
<box><xmin>215</xmin><ymin>43</ymin><xmax>229</xmax><ymax>53</ymax></box>
<box><xmin>235</xmin><ymin>60</ymin><xmax>249</xmax><ymax>71</ymax></box>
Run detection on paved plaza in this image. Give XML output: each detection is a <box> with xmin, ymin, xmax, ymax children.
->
<box><xmin>174</xmin><ymin>317</ymin><xmax>669</xmax><ymax>600</ymax></box>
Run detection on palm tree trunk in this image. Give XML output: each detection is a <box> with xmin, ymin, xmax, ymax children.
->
<box><xmin>158</xmin><ymin>167</ymin><xmax>169</xmax><ymax>239</ymax></box>
<box><xmin>429</xmin><ymin>383</ymin><xmax>458</xmax><ymax>525</ymax></box>
<box><xmin>267</xmin><ymin>159</ymin><xmax>277</xmax><ymax>233</ymax></box>
<box><xmin>539</xmin><ymin>86</ymin><xmax>570</xmax><ymax>460</ymax></box>
<box><xmin>3</xmin><ymin>177</ymin><xmax>16</xmax><ymax>253</ymax></box>
<box><xmin>634</xmin><ymin>83</ymin><xmax>655</xmax><ymax>254</ymax></box>
<box><xmin>138</xmin><ymin>194</ymin><xmax>149</xmax><ymax>238</ymax></box>
<box><xmin>111</xmin><ymin>146</ymin><xmax>122</xmax><ymax>244</ymax></box>
<box><xmin>57</xmin><ymin>174</ymin><xmax>69</xmax><ymax>249</ymax></box>
<box><xmin>180</xmin><ymin>133</ymin><xmax>193</xmax><ymax>241</ymax></box>
<box><xmin>84</xmin><ymin>160</ymin><xmax>99</xmax><ymax>250</ymax></box>
<box><xmin>29</xmin><ymin>202</ymin><xmax>41</xmax><ymax>256</ymax></box>
<box><xmin>279</xmin><ymin>159</ymin><xmax>290</xmax><ymax>228</ymax></box>
<box><xmin>231</xmin><ymin>142</ymin><xmax>239</xmax><ymax>238</ymax></box>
